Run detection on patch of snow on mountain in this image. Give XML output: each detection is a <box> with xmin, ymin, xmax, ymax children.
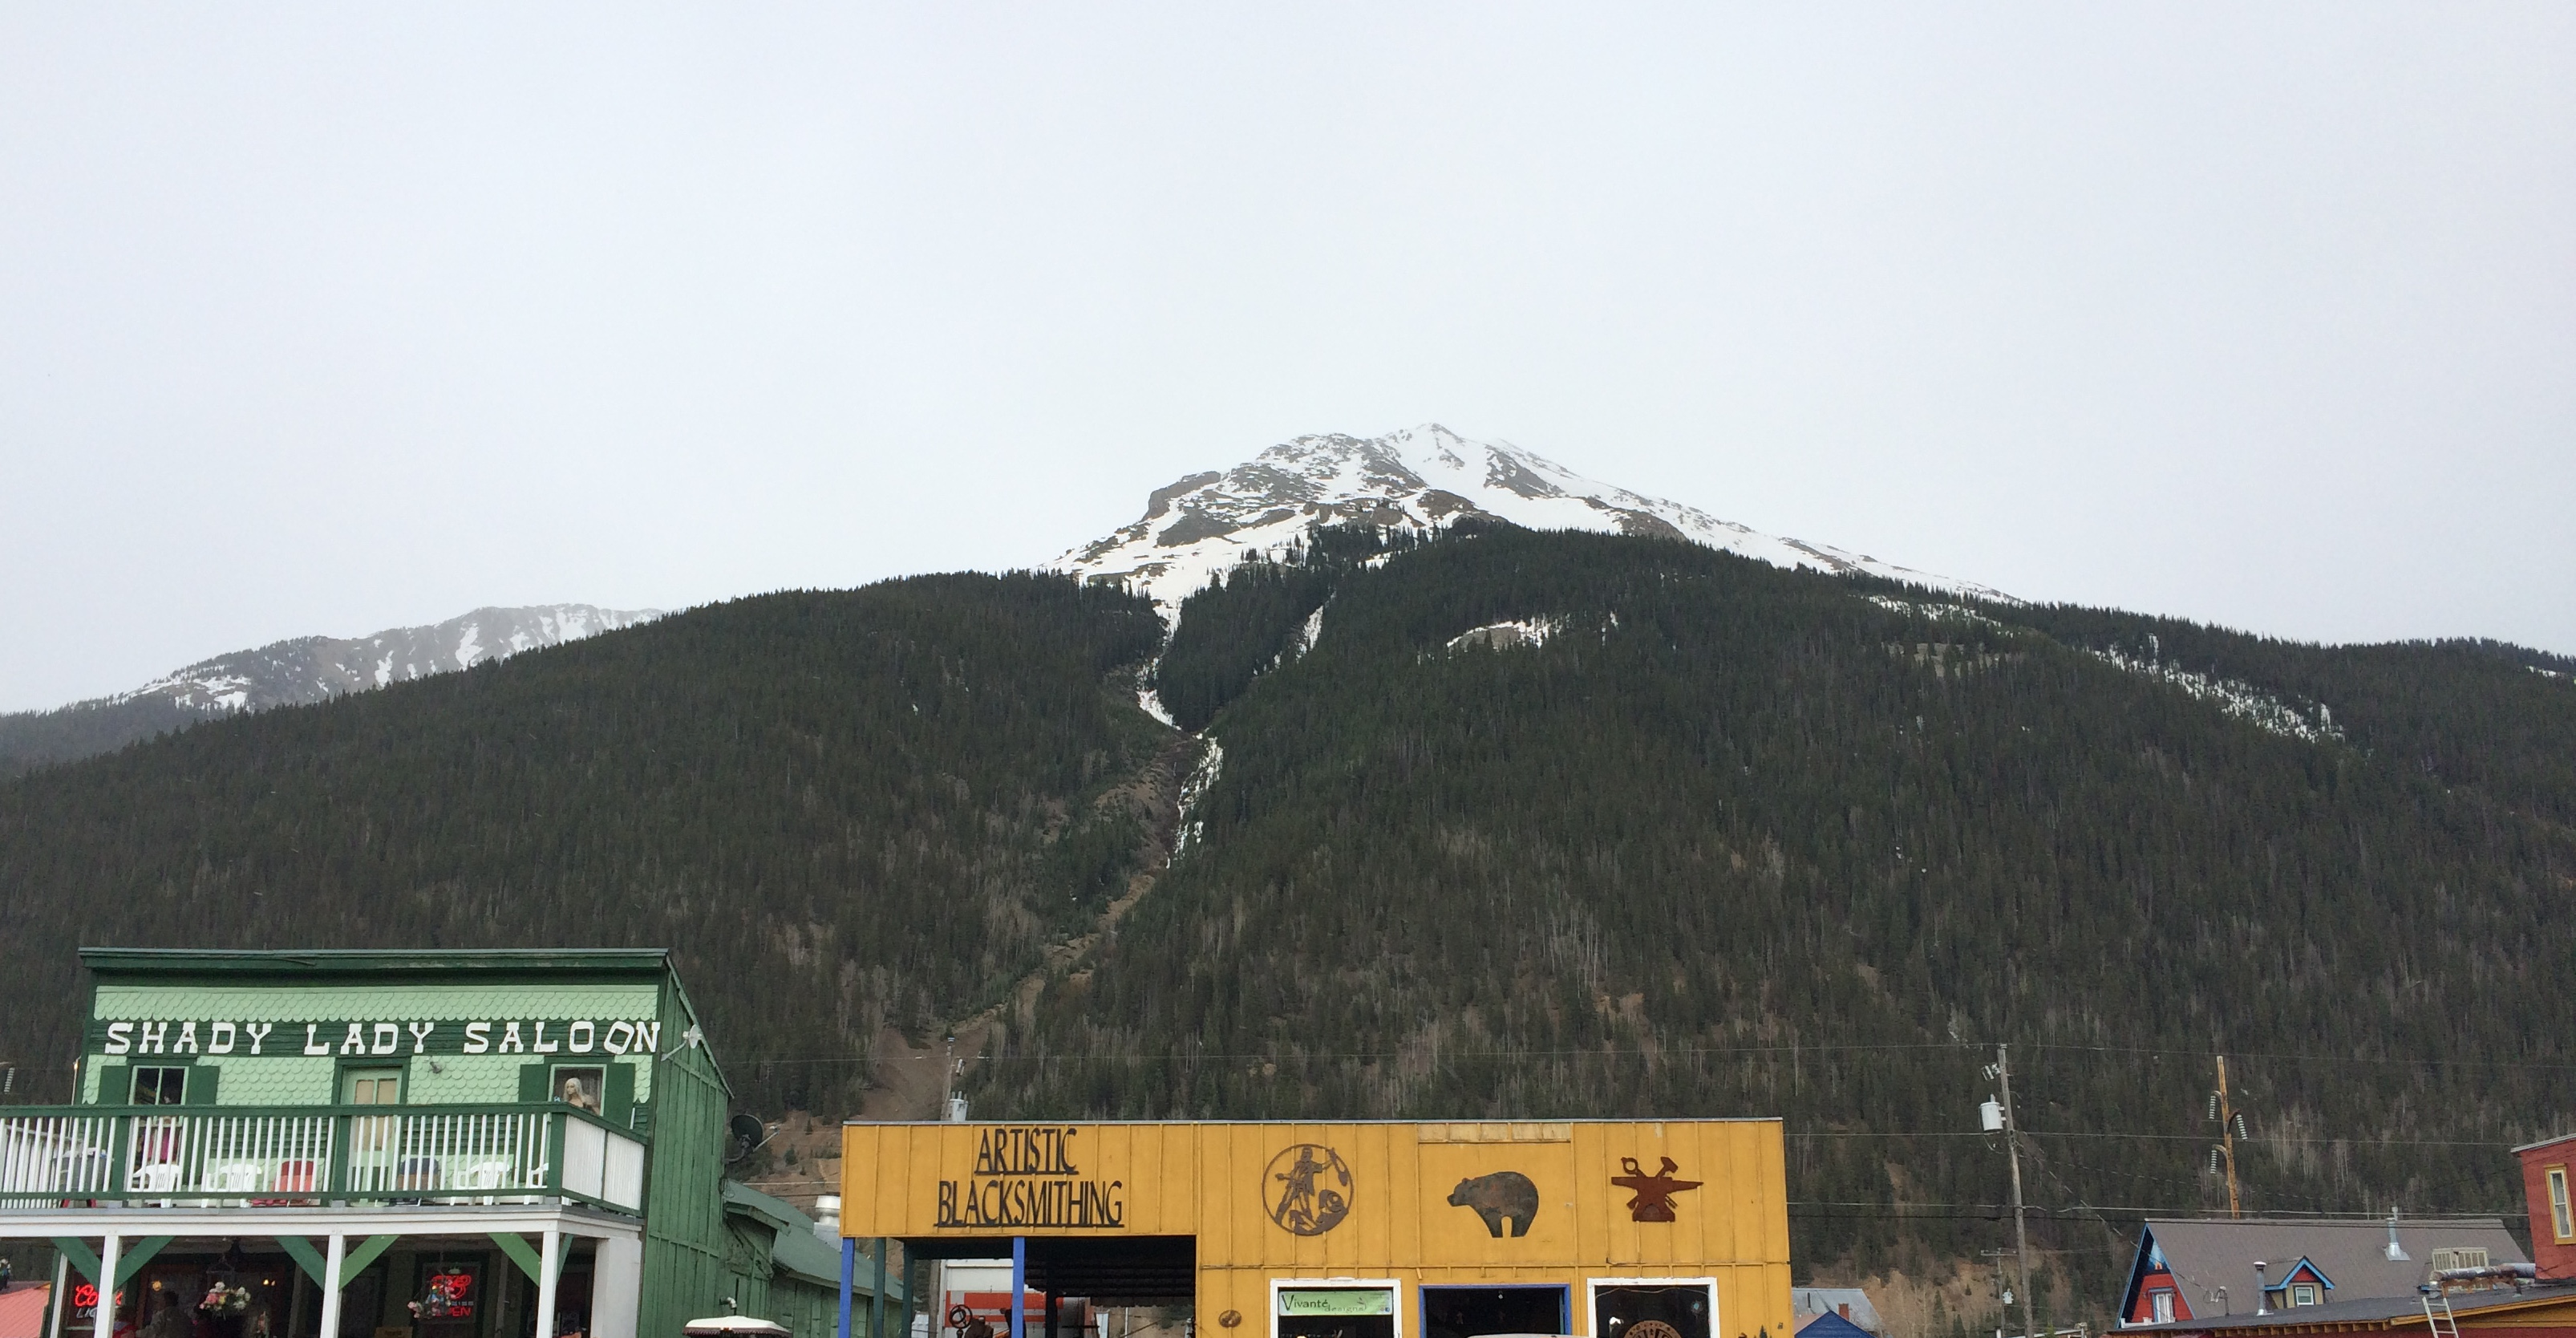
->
<box><xmin>1136</xmin><ymin>668</ymin><xmax>1177</xmax><ymax>729</ymax></box>
<box><xmin>1173</xmin><ymin>736</ymin><xmax>1225</xmax><ymax>858</ymax></box>
<box><xmin>1447</xmin><ymin>618</ymin><xmax>1563</xmax><ymax>652</ymax></box>
<box><xmin>1865</xmin><ymin>595</ymin><xmax>2009</xmax><ymax>630</ymax></box>
<box><xmin>1293</xmin><ymin>604</ymin><xmax>1326</xmax><ymax>660</ymax></box>
<box><xmin>2088</xmin><ymin>645</ymin><xmax>2345</xmax><ymax>744</ymax></box>
<box><xmin>1055</xmin><ymin>424</ymin><xmax>2007</xmax><ymax>622</ymax></box>
<box><xmin>1863</xmin><ymin>594</ymin><xmax>2343</xmax><ymax>744</ymax></box>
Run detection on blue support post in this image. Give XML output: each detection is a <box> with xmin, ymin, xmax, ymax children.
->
<box><xmin>841</xmin><ymin>1237</ymin><xmax>857</xmax><ymax>1338</ymax></box>
<box><xmin>1010</xmin><ymin>1239</ymin><xmax>1027</xmax><ymax>1338</ymax></box>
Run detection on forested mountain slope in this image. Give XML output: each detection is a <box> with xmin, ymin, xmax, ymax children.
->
<box><xmin>0</xmin><ymin>574</ymin><xmax>1166</xmax><ymax>1114</ymax></box>
<box><xmin>5</xmin><ymin>526</ymin><xmax>2572</xmax><ymax>1328</ymax></box>
<box><xmin>978</xmin><ymin>525</ymin><xmax>2576</xmax><ymax>1315</ymax></box>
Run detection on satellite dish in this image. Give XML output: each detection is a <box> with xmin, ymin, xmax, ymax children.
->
<box><xmin>730</xmin><ymin>1113</ymin><xmax>765</xmax><ymax>1145</ymax></box>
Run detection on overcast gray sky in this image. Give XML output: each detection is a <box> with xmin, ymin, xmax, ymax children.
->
<box><xmin>4</xmin><ymin>5</ymin><xmax>2570</xmax><ymax>712</ymax></box>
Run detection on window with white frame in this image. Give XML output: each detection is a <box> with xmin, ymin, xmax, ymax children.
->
<box><xmin>1590</xmin><ymin>1279</ymin><xmax>1715</xmax><ymax>1338</ymax></box>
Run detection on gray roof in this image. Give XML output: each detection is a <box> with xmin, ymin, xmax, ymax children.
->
<box><xmin>1791</xmin><ymin>1289</ymin><xmax>1883</xmax><ymax>1332</ymax></box>
<box><xmin>725</xmin><ymin>1179</ymin><xmax>903</xmax><ymax>1297</ymax></box>
<box><xmin>2123</xmin><ymin>1282</ymin><xmax>2576</xmax><ymax>1332</ymax></box>
<box><xmin>2135</xmin><ymin>1218</ymin><xmax>2528</xmax><ymax>1317</ymax></box>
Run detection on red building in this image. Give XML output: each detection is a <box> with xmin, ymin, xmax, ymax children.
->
<box><xmin>2516</xmin><ymin>1135</ymin><xmax>2576</xmax><ymax>1284</ymax></box>
<box><xmin>2112</xmin><ymin>1132</ymin><xmax>2576</xmax><ymax>1338</ymax></box>
<box><xmin>2117</xmin><ymin>1217</ymin><xmax>2525</xmax><ymax>1325</ymax></box>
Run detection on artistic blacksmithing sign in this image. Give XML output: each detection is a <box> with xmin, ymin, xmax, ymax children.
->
<box><xmin>934</xmin><ymin>1125</ymin><xmax>1126</xmax><ymax>1229</ymax></box>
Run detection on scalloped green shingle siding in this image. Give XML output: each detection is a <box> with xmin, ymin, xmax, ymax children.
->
<box><xmin>406</xmin><ymin>1054</ymin><xmax>650</xmax><ymax>1104</ymax></box>
<box><xmin>204</xmin><ymin>1055</ymin><xmax>335</xmax><ymax>1104</ymax></box>
<box><xmin>87</xmin><ymin>982</ymin><xmax>662</xmax><ymax>1105</ymax></box>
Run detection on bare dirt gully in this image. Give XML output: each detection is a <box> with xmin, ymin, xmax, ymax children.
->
<box><xmin>741</xmin><ymin>731</ymin><xmax>1205</xmax><ymax>1212</ymax></box>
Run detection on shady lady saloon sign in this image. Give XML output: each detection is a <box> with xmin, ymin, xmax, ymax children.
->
<box><xmin>95</xmin><ymin>1018</ymin><xmax>665</xmax><ymax>1056</ymax></box>
<box><xmin>934</xmin><ymin>1125</ymin><xmax>1126</xmax><ymax>1229</ymax></box>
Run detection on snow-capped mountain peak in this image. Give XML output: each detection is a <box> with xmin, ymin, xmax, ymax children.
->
<box><xmin>1</xmin><ymin>602</ymin><xmax>666</xmax><ymax>774</ymax></box>
<box><xmin>1056</xmin><ymin>424</ymin><xmax>2003</xmax><ymax>615</ymax></box>
<box><xmin>101</xmin><ymin>604</ymin><xmax>665</xmax><ymax>714</ymax></box>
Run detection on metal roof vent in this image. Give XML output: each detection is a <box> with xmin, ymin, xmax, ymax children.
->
<box><xmin>2386</xmin><ymin>1207</ymin><xmax>2411</xmax><ymax>1262</ymax></box>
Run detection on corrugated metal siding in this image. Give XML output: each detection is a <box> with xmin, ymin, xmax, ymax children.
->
<box><xmin>844</xmin><ymin>1120</ymin><xmax>1794</xmax><ymax>1338</ymax></box>
<box><xmin>639</xmin><ymin>991</ymin><xmax>734</xmax><ymax>1338</ymax></box>
<box><xmin>719</xmin><ymin>1245</ymin><xmax>837</xmax><ymax>1337</ymax></box>
<box><xmin>764</xmin><ymin>1273</ymin><xmax>838</xmax><ymax>1338</ymax></box>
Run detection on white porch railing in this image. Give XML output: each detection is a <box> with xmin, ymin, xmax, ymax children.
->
<box><xmin>0</xmin><ymin>1113</ymin><xmax>116</xmax><ymax>1198</ymax></box>
<box><xmin>0</xmin><ymin>1105</ymin><xmax>640</xmax><ymax>1213</ymax></box>
<box><xmin>341</xmin><ymin>1109</ymin><xmax>552</xmax><ymax>1202</ymax></box>
<box><xmin>124</xmin><ymin>1112</ymin><xmax>336</xmax><ymax>1198</ymax></box>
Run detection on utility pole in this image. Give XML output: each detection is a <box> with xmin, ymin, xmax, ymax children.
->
<box><xmin>1997</xmin><ymin>1044</ymin><xmax>2038</xmax><ymax>1338</ymax></box>
<box><xmin>2211</xmin><ymin>1057</ymin><xmax>2242</xmax><ymax>1218</ymax></box>
<box><xmin>1979</xmin><ymin>1251</ymin><xmax>2011</xmax><ymax>1338</ymax></box>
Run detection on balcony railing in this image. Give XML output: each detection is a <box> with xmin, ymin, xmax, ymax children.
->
<box><xmin>0</xmin><ymin>1105</ymin><xmax>644</xmax><ymax>1214</ymax></box>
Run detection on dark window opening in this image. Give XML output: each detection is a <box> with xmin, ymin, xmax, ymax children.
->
<box><xmin>1426</xmin><ymin>1287</ymin><xmax>1567</xmax><ymax>1338</ymax></box>
<box><xmin>131</xmin><ymin>1068</ymin><xmax>186</xmax><ymax>1105</ymax></box>
<box><xmin>1595</xmin><ymin>1286</ymin><xmax>1712</xmax><ymax>1338</ymax></box>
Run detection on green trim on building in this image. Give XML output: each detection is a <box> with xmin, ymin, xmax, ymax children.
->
<box><xmin>79</xmin><ymin>948</ymin><xmax>682</xmax><ymax>976</ymax></box>
<box><xmin>70</xmin><ymin>947</ymin><xmax>787</xmax><ymax>1338</ymax></box>
<box><xmin>720</xmin><ymin>1182</ymin><xmax>889</xmax><ymax>1338</ymax></box>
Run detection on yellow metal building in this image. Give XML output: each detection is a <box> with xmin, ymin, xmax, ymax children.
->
<box><xmin>840</xmin><ymin>1120</ymin><xmax>1790</xmax><ymax>1338</ymax></box>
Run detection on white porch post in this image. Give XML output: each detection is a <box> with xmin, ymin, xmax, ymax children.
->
<box><xmin>96</xmin><ymin>1235</ymin><xmax>122</xmax><ymax>1337</ymax></box>
<box><xmin>316</xmin><ymin>1234</ymin><xmax>346</xmax><ymax>1338</ymax></box>
<box><xmin>589</xmin><ymin>1235</ymin><xmax>642</xmax><ymax>1338</ymax></box>
<box><xmin>47</xmin><ymin>1252</ymin><xmax>68</xmax><ymax>1338</ymax></box>
<box><xmin>534</xmin><ymin>1228</ymin><xmax>561</xmax><ymax>1338</ymax></box>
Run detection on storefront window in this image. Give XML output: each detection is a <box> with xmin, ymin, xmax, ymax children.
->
<box><xmin>1278</xmin><ymin>1287</ymin><xmax>1395</xmax><ymax>1338</ymax></box>
<box><xmin>1424</xmin><ymin>1287</ymin><xmax>1565</xmax><ymax>1338</ymax></box>
<box><xmin>1592</xmin><ymin>1283</ymin><xmax>1713</xmax><ymax>1338</ymax></box>
<box><xmin>410</xmin><ymin>1256</ymin><xmax>482</xmax><ymax>1338</ymax></box>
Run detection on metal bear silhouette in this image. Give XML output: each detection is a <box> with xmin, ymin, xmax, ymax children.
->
<box><xmin>1448</xmin><ymin>1170</ymin><xmax>1541</xmax><ymax>1238</ymax></box>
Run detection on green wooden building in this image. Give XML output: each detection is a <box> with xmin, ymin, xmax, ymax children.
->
<box><xmin>0</xmin><ymin>950</ymin><xmax>888</xmax><ymax>1338</ymax></box>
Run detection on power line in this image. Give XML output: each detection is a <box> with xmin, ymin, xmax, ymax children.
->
<box><xmin>2027</xmin><ymin>1044</ymin><xmax>2576</xmax><ymax>1074</ymax></box>
<box><xmin>731</xmin><ymin>1040</ymin><xmax>2576</xmax><ymax>1071</ymax></box>
<box><xmin>1784</xmin><ymin>1201</ymin><xmax>2525</xmax><ymax>1218</ymax></box>
<box><xmin>735</xmin><ymin>1042</ymin><xmax>1975</xmax><ymax>1064</ymax></box>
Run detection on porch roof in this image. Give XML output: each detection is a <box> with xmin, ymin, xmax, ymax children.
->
<box><xmin>0</xmin><ymin>1202</ymin><xmax>642</xmax><ymax>1241</ymax></box>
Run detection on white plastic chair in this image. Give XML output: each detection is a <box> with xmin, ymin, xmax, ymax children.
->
<box><xmin>456</xmin><ymin>1159</ymin><xmax>509</xmax><ymax>1204</ymax></box>
<box><xmin>133</xmin><ymin>1163</ymin><xmax>181</xmax><ymax>1191</ymax></box>
<box><xmin>211</xmin><ymin>1162</ymin><xmax>263</xmax><ymax>1192</ymax></box>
